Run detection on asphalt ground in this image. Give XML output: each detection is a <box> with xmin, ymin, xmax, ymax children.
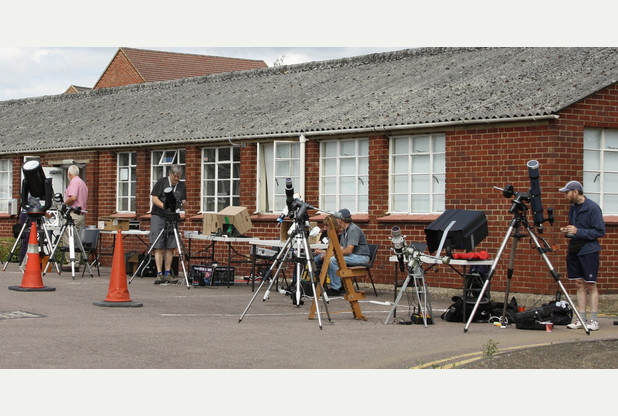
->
<box><xmin>1</xmin><ymin>265</ymin><xmax>616</xmax><ymax>414</ymax></box>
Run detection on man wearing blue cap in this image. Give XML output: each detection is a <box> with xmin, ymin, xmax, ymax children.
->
<box><xmin>559</xmin><ymin>180</ymin><xmax>605</xmax><ymax>331</ymax></box>
<box><xmin>313</xmin><ymin>208</ymin><xmax>370</xmax><ymax>296</ymax></box>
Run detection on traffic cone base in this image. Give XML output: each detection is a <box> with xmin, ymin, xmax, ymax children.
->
<box><xmin>10</xmin><ymin>222</ymin><xmax>55</xmax><ymax>292</ymax></box>
<box><xmin>94</xmin><ymin>229</ymin><xmax>142</xmax><ymax>308</ymax></box>
<box><xmin>9</xmin><ymin>285</ymin><xmax>56</xmax><ymax>292</ymax></box>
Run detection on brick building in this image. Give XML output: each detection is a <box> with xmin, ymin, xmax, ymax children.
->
<box><xmin>1</xmin><ymin>47</ymin><xmax>617</xmax><ymax>297</ymax></box>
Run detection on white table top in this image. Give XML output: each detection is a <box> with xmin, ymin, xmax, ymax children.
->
<box><xmin>250</xmin><ymin>238</ymin><xmax>329</xmax><ymax>249</ymax></box>
<box><xmin>185</xmin><ymin>233</ymin><xmax>255</xmax><ymax>243</ymax></box>
<box><xmin>389</xmin><ymin>254</ymin><xmax>493</xmax><ymax>266</ymax></box>
<box><xmin>99</xmin><ymin>229</ymin><xmax>150</xmax><ymax>235</ymax></box>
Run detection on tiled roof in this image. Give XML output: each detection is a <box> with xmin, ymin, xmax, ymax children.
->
<box><xmin>105</xmin><ymin>47</ymin><xmax>268</xmax><ymax>85</ymax></box>
<box><xmin>2</xmin><ymin>47</ymin><xmax>618</xmax><ymax>154</ymax></box>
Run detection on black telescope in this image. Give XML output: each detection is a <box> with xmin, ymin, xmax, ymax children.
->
<box><xmin>20</xmin><ymin>160</ymin><xmax>53</xmax><ymax>215</ymax></box>
<box><xmin>163</xmin><ymin>187</ymin><xmax>178</xmax><ymax>212</ymax></box>
<box><xmin>527</xmin><ymin>160</ymin><xmax>546</xmax><ymax>233</ymax></box>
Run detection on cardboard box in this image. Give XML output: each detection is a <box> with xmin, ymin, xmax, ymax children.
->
<box><xmin>202</xmin><ymin>213</ymin><xmax>224</xmax><ymax>235</ymax></box>
<box><xmin>98</xmin><ymin>217</ymin><xmax>130</xmax><ymax>231</ymax></box>
<box><xmin>203</xmin><ymin>206</ymin><xmax>252</xmax><ymax>236</ymax></box>
<box><xmin>280</xmin><ymin>221</ymin><xmax>319</xmax><ymax>244</ymax></box>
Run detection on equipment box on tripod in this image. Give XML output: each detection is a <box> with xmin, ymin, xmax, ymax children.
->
<box><xmin>190</xmin><ymin>265</ymin><xmax>234</xmax><ymax>286</ymax></box>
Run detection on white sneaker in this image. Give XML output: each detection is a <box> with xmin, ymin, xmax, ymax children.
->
<box><xmin>587</xmin><ymin>319</ymin><xmax>600</xmax><ymax>331</ymax></box>
<box><xmin>567</xmin><ymin>320</ymin><xmax>583</xmax><ymax>329</ymax></box>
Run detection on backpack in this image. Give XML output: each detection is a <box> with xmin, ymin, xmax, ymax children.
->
<box><xmin>441</xmin><ymin>296</ymin><xmax>492</xmax><ymax>323</ymax></box>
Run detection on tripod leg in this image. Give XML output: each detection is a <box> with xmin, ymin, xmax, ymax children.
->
<box><xmin>129</xmin><ymin>228</ymin><xmax>165</xmax><ymax>283</ymax></box>
<box><xmin>172</xmin><ymin>227</ymin><xmax>190</xmax><ymax>289</ymax></box>
<box><xmin>301</xmin><ymin>234</ymin><xmax>330</xmax><ymax>329</ymax></box>
<box><xmin>385</xmin><ymin>261</ymin><xmax>417</xmax><ymax>324</ymax></box>
<box><xmin>527</xmin><ymin>226</ymin><xmax>591</xmax><ymax>335</ymax></box>
<box><xmin>73</xmin><ymin>227</ymin><xmax>94</xmax><ymax>278</ymax></box>
<box><xmin>3</xmin><ymin>222</ymin><xmax>27</xmax><ymax>271</ymax></box>
<box><xmin>43</xmin><ymin>223</ymin><xmax>68</xmax><ymax>276</ymax></box>
<box><xmin>465</xmin><ymin>219</ymin><xmax>516</xmax><ymax>332</ymax></box>
<box><xmin>239</xmin><ymin>238</ymin><xmax>294</xmax><ymax>323</ymax></box>
<box><xmin>500</xmin><ymin>235</ymin><xmax>519</xmax><ymax>327</ymax></box>
<box><xmin>41</xmin><ymin>221</ymin><xmax>61</xmax><ymax>274</ymax></box>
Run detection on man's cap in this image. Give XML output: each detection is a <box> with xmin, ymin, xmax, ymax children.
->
<box><xmin>337</xmin><ymin>208</ymin><xmax>352</xmax><ymax>219</ymax></box>
<box><xmin>559</xmin><ymin>180</ymin><xmax>583</xmax><ymax>193</ymax></box>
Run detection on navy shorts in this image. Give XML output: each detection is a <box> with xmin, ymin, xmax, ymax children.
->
<box><xmin>149</xmin><ymin>215</ymin><xmax>178</xmax><ymax>250</ymax></box>
<box><xmin>566</xmin><ymin>251</ymin><xmax>599</xmax><ymax>283</ymax></box>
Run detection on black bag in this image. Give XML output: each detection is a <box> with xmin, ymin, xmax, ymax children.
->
<box><xmin>441</xmin><ymin>296</ymin><xmax>492</xmax><ymax>323</ymax></box>
<box><xmin>515</xmin><ymin>305</ymin><xmax>553</xmax><ymax>330</ymax></box>
<box><xmin>545</xmin><ymin>301</ymin><xmax>573</xmax><ymax>325</ymax></box>
<box><xmin>137</xmin><ymin>252</ymin><xmax>157</xmax><ymax>277</ymax></box>
<box><xmin>490</xmin><ymin>297</ymin><xmax>519</xmax><ymax>325</ymax></box>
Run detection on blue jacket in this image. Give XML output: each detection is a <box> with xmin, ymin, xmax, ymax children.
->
<box><xmin>568</xmin><ymin>197</ymin><xmax>605</xmax><ymax>255</ymax></box>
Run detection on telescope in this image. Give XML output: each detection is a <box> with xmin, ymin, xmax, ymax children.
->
<box><xmin>20</xmin><ymin>160</ymin><xmax>53</xmax><ymax>215</ymax></box>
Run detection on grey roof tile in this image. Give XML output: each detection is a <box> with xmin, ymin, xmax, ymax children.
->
<box><xmin>2</xmin><ymin>47</ymin><xmax>618</xmax><ymax>153</ymax></box>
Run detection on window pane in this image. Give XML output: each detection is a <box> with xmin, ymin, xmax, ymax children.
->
<box><xmin>219</xmin><ymin>147</ymin><xmax>231</xmax><ymax>161</ymax></box>
<box><xmin>605</xmin><ymin>173</ymin><xmax>618</xmax><ymax>193</ymax></box>
<box><xmin>584</xmin><ymin>150</ymin><xmax>600</xmax><ymax>169</ymax></box>
<box><xmin>323</xmin><ymin>158</ymin><xmax>336</xmax><ymax>176</ymax></box>
<box><xmin>393</xmin><ymin>194</ymin><xmax>408</xmax><ymax>212</ymax></box>
<box><xmin>433</xmin><ymin>194</ymin><xmax>445</xmax><ymax>212</ymax></box>
<box><xmin>603</xmin><ymin>194</ymin><xmax>618</xmax><ymax>214</ymax></box>
<box><xmin>393</xmin><ymin>175</ymin><xmax>408</xmax><ymax>193</ymax></box>
<box><xmin>358</xmin><ymin>157</ymin><xmax>368</xmax><ymax>176</ymax></box>
<box><xmin>584</xmin><ymin>129</ymin><xmax>601</xmax><ymax>148</ymax></box>
<box><xmin>324</xmin><ymin>141</ymin><xmax>337</xmax><ymax>155</ymax></box>
<box><xmin>433</xmin><ymin>174</ymin><xmax>445</xmax><ymax>194</ymax></box>
<box><xmin>203</xmin><ymin>149</ymin><xmax>215</xmax><ymax>162</ymax></box>
<box><xmin>358</xmin><ymin>176</ymin><xmax>368</xmax><ymax>195</ymax></box>
<box><xmin>358</xmin><ymin>195</ymin><xmax>368</xmax><ymax>212</ymax></box>
<box><xmin>275</xmin><ymin>160</ymin><xmax>290</xmax><ymax>177</ymax></box>
<box><xmin>412</xmin><ymin>136</ymin><xmax>430</xmax><ymax>153</ymax></box>
<box><xmin>412</xmin><ymin>174</ymin><xmax>430</xmax><ymax>193</ymax></box>
<box><xmin>340</xmin><ymin>141</ymin><xmax>356</xmax><ymax>156</ymax></box>
<box><xmin>340</xmin><ymin>195</ymin><xmax>355</xmax><ymax>209</ymax></box>
<box><xmin>605</xmin><ymin>130</ymin><xmax>618</xmax><ymax>150</ymax></box>
<box><xmin>393</xmin><ymin>137</ymin><xmax>408</xmax><ymax>154</ymax></box>
<box><xmin>434</xmin><ymin>135</ymin><xmax>446</xmax><ymax>153</ymax></box>
<box><xmin>433</xmin><ymin>153</ymin><xmax>445</xmax><ymax>173</ymax></box>
<box><xmin>604</xmin><ymin>152</ymin><xmax>618</xmax><ymax>171</ymax></box>
<box><xmin>339</xmin><ymin>177</ymin><xmax>355</xmax><ymax>194</ymax></box>
<box><xmin>583</xmin><ymin>172</ymin><xmax>600</xmax><ymax>193</ymax></box>
<box><xmin>412</xmin><ymin>155</ymin><xmax>430</xmax><ymax>173</ymax></box>
<box><xmin>393</xmin><ymin>155</ymin><xmax>408</xmax><ymax>174</ymax></box>
<box><xmin>411</xmin><ymin>195</ymin><xmax>430</xmax><ymax>212</ymax></box>
<box><xmin>276</xmin><ymin>143</ymin><xmax>290</xmax><ymax>158</ymax></box>
<box><xmin>340</xmin><ymin>158</ymin><xmax>356</xmax><ymax>175</ymax></box>
<box><xmin>323</xmin><ymin>177</ymin><xmax>336</xmax><ymax>193</ymax></box>
<box><xmin>358</xmin><ymin>139</ymin><xmax>368</xmax><ymax>157</ymax></box>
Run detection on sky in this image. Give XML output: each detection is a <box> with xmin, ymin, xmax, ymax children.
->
<box><xmin>2</xmin><ymin>1</ymin><xmax>617</xmax><ymax>102</ymax></box>
<box><xmin>0</xmin><ymin>47</ymin><xmax>406</xmax><ymax>101</ymax></box>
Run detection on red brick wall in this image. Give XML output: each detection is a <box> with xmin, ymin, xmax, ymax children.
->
<box><xmin>94</xmin><ymin>51</ymin><xmax>144</xmax><ymax>89</ymax></box>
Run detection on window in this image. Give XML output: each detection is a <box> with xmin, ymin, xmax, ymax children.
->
<box><xmin>320</xmin><ymin>139</ymin><xmax>368</xmax><ymax>213</ymax></box>
<box><xmin>0</xmin><ymin>159</ymin><xmax>12</xmax><ymax>212</ymax></box>
<box><xmin>256</xmin><ymin>141</ymin><xmax>301</xmax><ymax>213</ymax></box>
<box><xmin>584</xmin><ymin>128</ymin><xmax>618</xmax><ymax>214</ymax></box>
<box><xmin>201</xmin><ymin>146</ymin><xmax>240</xmax><ymax>212</ymax></box>
<box><xmin>151</xmin><ymin>149</ymin><xmax>186</xmax><ymax>210</ymax></box>
<box><xmin>117</xmin><ymin>152</ymin><xmax>136</xmax><ymax>212</ymax></box>
<box><xmin>389</xmin><ymin>134</ymin><xmax>445</xmax><ymax>214</ymax></box>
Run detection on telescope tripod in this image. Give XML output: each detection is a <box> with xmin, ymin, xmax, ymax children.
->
<box><xmin>129</xmin><ymin>214</ymin><xmax>190</xmax><ymax>288</ymax></box>
<box><xmin>3</xmin><ymin>214</ymin><xmax>60</xmax><ymax>274</ymax></box>
<box><xmin>43</xmin><ymin>213</ymin><xmax>93</xmax><ymax>279</ymax></box>
<box><xmin>239</xmin><ymin>222</ymin><xmax>331</xmax><ymax>329</ymax></box>
<box><xmin>464</xmin><ymin>209</ymin><xmax>590</xmax><ymax>335</ymax></box>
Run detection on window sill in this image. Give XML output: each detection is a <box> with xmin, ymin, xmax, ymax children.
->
<box><xmin>603</xmin><ymin>215</ymin><xmax>618</xmax><ymax>225</ymax></box>
<box><xmin>376</xmin><ymin>214</ymin><xmax>440</xmax><ymax>223</ymax></box>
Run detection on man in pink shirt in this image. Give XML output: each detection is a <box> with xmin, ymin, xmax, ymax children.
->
<box><xmin>62</xmin><ymin>165</ymin><xmax>89</xmax><ymax>270</ymax></box>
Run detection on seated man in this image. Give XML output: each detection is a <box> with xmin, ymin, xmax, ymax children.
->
<box><xmin>313</xmin><ymin>209</ymin><xmax>370</xmax><ymax>296</ymax></box>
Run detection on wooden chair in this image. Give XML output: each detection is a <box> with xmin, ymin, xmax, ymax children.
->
<box><xmin>309</xmin><ymin>216</ymin><xmax>367</xmax><ymax>321</ymax></box>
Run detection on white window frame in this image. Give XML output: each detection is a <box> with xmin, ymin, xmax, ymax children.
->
<box><xmin>151</xmin><ymin>149</ymin><xmax>186</xmax><ymax>211</ymax></box>
<box><xmin>116</xmin><ymin>152</ymin><xmax>137</xmax><ymax>213</ymax></box>
<box><xmin>319</xmin><ymin>138</ymin><xmax>369</xmax><ymax>214</ymax></box>
<box><xmin>201</xmin><ymin>146</ymin><xmax>240</xmax><ymax>213</ymax></box>
<box><xmin>256</xmin><ymin>141</ymin><xmax>302</xmax><ymax>214</ymax></box>
<box><xmin>0</xmin><ymin>159</ymin><xmax>12</xmax><ymax>213</ymax></box>
<box><xmin>389</xmin><ymin>133</ymin><xmax>445</xmax><ymax>214</ymax></box>
<box><xmin>584</xmin><ymin>128</ymin><xmax>618</xmax><ymax>214</ymax></box>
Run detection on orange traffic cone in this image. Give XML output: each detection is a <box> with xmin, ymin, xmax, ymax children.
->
<box><xmin>9</xmin><ymin>222</ymin><xmax>55</xmax><ymax>292</ymax></box>
<box><xmin>93</xmin><ymin>229</ymin><xmax>142</xmax><ymax>308</ymax></box>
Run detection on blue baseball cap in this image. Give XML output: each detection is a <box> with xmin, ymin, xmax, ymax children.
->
<box><xmin>559</xmin><ymin>180</ymin><xmax>583</xmax><ymax>193</ymax></box>
<box><xmin>337</xmin><ymin>208</ymin><xmax>352</xmax><ymax>219</ymax></box>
